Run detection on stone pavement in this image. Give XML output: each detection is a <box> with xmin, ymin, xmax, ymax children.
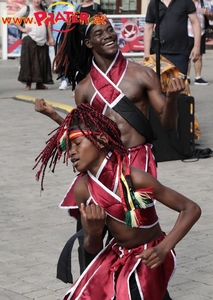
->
<box><xmin>0</xmin><ymin>52</ymin><xmax>213</xmax><ymax>300</ymax></box>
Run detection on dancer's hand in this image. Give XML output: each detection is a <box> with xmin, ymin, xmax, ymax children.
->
<box><xmin>80</xmin><ymin>203</ymin><xmax>106</xmax><ymax>235</ymax></box>
<box><xmin>167</xmin><ymin>77</ymin><xmax>185</xmax><ymax>99</ymax></box>
<box><xmin>136</xmin><ymin>245</ymin><xmax>167</xmax><ymax>269</ymax></box>
<box><xmin>35</xmin><ymin>98</ymin><xmax>55</xmax><ymax>117</ymax></box>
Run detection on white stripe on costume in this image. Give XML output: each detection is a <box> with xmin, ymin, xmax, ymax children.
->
<box><xmin>63</xmin><ymin>240</ymin><xmax>116</xmax><ymax>300</ymax></box>
<box><xmin>59</xmin><ymin>176</ymin><xmax>79</xmax><ymax>209</ymax></box>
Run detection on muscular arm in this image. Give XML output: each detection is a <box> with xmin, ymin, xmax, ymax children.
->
<box><xmin>142</xmin><ymin>67</ymin><xmax>184</xmax><ymax>130</ymax></box>
<box><xmin>132</xmin><ymin>168</ymin><xmax>201</xmax><ymax>267</ymax></box>
<box><xmin>75</xmin><ymin>77</ymin><xmax>91</xmax><ymax>106</ymax></box>
<box><xmin>188</xmin><ymin>12</ymin><xmax>201</xmax><ymax>61</ymax></box>
<box><xmin>35</xmin><ymin>75</ymin><xmax>90</xmax><ymax>125</ymax></box>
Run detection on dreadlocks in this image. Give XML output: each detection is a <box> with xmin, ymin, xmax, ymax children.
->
<box><xmin>53</xmin><ymin>12</ymin><xmax>109</xmax><ymax>90</ymax></box>
<box><xmin>33</xmin><ymin>103</ymin><xmax>128</xmax><ymax>190</ymax></box>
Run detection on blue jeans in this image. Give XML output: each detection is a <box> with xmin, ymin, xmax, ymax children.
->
<box><xmin>60</xmin><ymin>74</ymin><xmax>67</xmax><ymax>82</ymax></box>
<box><xmin>162</xmin><ymin>53</ymin><xmax>189</xmax><ymax>76</ymax></box>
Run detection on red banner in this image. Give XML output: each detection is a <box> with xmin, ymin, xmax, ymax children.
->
<box><xmin>108</xmin><ymin>15</ymin><xmax>145</xmax><ymax>57</ymax></box>
<box><xmin>6</xmin><ymin>0</ymin><xmax>26</xmax><ymax>56</ymax></box>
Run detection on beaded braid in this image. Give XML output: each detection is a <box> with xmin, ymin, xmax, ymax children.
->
<box><xmin>33</xmin><ymin>103</ymin><xmax>128</xmax><ymax>190</ymax></box>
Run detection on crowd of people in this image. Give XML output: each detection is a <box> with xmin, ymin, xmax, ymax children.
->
<box><xmin>144</xmin><ymin>0</ymin><xmax>213</xmax><ymax>85</ymax></box>
<box><xmin>14</xmin><ymin>0</ymin><xmax>213</xmax><ymax>90</ymax></box>
<box><xmin>13</xmin><ymin>0</ymin><xmax>208</xmax><ymax>299</ymax></box>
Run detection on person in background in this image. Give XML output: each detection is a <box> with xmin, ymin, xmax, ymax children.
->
<box><xmin>187</xmin><ymin>0</ymin><xmax>213</xmax><ymax>85</ymax></box>
<box><xmin>14</xmin><ymin>0</ymin><xmax>55</xmax><ymax>90</ymax></box>
<box><xmin>50</xmin><ymin>0</ymin><xmax>78</xmax><ymax>90</ymax></box>
<box><xmin>76</xmin><ymin>0</ymin><xmax>106</xmax><ymax>14</ymax></box>
<box><xmin>144</xmin><ymin>0</ymin><xmax>201</xmax><ymax>77</ymax></box>
<box><xmin>33</xmin><ymin>103</ymin><xmax>201</xmax><ymax>300</ymax></box>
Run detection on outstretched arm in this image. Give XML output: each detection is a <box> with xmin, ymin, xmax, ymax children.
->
<box><xmin>35</xmin><ymin>76</ymin><xmax>89</xmax><ymax>125</ymax></box>
<box><xmin>34</xmin><ymin>98</ymin><xmax>65</xmax><ymax>125</ymax></box>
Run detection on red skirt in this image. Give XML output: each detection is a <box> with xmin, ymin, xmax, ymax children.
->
<box><xmin>63</xmin><ymin>233</ymin><xmax>176</xmax><ymax>300</ymax></box>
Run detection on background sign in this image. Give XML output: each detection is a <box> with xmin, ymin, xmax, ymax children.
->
<box><xmin>6</xmin><ymin>0</ymin><xmax>26</xmax><ymax>57</ymax></box>
<box><xmin>3</xmin><ymin>10</ymin><xmax>213</xmax><ymax>59</ymax></box>
<box><xmin>108</xmin><ymin>14</ymin><xmax>145</xmax><ymax>57</ymax></box>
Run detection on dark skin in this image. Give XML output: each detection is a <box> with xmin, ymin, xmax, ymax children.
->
<box><xmin>35</xmin><ymin>24</ymin><xmax>185</xmax><ymax>148</ymax></box>
<box><xmin>69</xmin><ymin>133</ymin><xmax>201</xmax><ymax>269</ymax></box>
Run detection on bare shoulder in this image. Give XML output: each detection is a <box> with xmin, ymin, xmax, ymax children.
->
<box><xmin>74</xmin><ymin>174</ymin><xmax>90</xmax><ymax>206</ymax></box>
<box><xmin>75</xmin><ymin>74</ymin><xmax>91</xmax><ymax>105</ymax></box>
<box><xmin>128</xmin><ymin>60</ymin><xmax>156</xmax><ymax>76</ymax></box>
<box><xmin>130</xmin><ymin>165</ymin><xmax>159</xmax><ymax>191</ymax></box>
<box><xmin>75</xmin><ymin>74</ymin><xmax>91</xmax><ymax>93</ymax></box>
<box><xmin>128</xmin><ymin>60</ymin><xmax>158</xmax><ymax>86</ymax></box>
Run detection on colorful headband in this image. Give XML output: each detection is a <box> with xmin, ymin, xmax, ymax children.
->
<box><xmin>59</xmin><ymin>129</ymin><xmax>101</xmax><ymax>151</ymax></box>
<box><xmin>69</xmin><ymin>130</ymin><xmax>101</xmax><ymax>140</ymax></box>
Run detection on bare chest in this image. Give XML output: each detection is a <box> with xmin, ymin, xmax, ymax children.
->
<box><xmin>86</xmin><ymin>71</ymin><xmax>147</xmax><ymax>107</ymax></box>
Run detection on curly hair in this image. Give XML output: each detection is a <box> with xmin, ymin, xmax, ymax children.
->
<box><xmin>33</xmin><ymin>103</ymin><xmax>128</xmax><ymax>190</ymax></box>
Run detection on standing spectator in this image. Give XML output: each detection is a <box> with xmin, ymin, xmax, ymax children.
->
<box><xmin>50</xmin><ymin>0</ymin><xmax>78</xmax><ymax>90</ymax></box>
<box><xmin>14</xmin><ymin>0</ymin><xmax>55</xmax><ymax>90</ymax></box>
<box><xmin>144</xmin><ymin>0</ymin><xmax>201</xmax><ymax>77</ymax></box>
<box><xmin>76</xmin><ymin>0</ymin><xmax>106</xmax><ymax>14</ymax></box>
<box><xmin>187</xmin><ymin>0</ymin><xmax>213</xmax><ymax>85</ymax></box>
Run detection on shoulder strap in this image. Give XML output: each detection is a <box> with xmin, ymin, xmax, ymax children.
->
<box><xmin>113</xmin><ymin>95</ymin><xmax>155</xmax><ymax>143</ymax></box>
<box><xmin>24</xmin><ymin>5</ymin><xmax>30</xmax><ymax>18</ymax></box>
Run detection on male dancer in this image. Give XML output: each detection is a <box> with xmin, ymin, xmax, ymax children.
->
<box><xmin>35</xmin><ymin>14</ymin><xmax>185</xmax><ymax>176</ymax></box>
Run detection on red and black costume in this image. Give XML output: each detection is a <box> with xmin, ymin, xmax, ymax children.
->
<box><xmin>57</xmin><ymin>51</ymin><xmax>158</xmax><ymax>286</ymax></box>
<box><xmin>60</xmin><ymin>51</ymin><xmax>157</xmax><ymax>216</ymax></box>
<box><xmin>62</xmin><ymin>154</ymin><xmax>176</xmax><ymax>300</ymax></box>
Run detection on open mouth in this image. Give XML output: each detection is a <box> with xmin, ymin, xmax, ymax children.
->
<box><xmin>104</xmin><ymin>40</ymin><xmax>115</xmax><ymax>47</ymax></box>
<box><xmin>71</xmin><ymin>158</ymin><xmax>79</xmax><ymax>167</ymax></box>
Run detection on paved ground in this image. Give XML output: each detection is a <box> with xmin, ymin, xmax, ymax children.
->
<box><xmin>0</xmin><ymin>51</ymin><xmax>213</xmax><ymax>300</ymax></box>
